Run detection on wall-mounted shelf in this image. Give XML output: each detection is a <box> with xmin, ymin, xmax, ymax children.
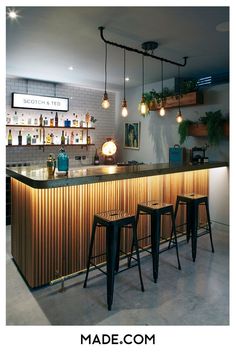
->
<box><xmin>6</xmin><ymin>125</ymin><xmax>95</xmax><ymax>130</ymax></box>
<box><xmin>6</xmin><ymin>144</ymin><xmax>95</xmax><ymax>147</ymax></box>
<box><xmin>149</xmin><ymin>91</ymin><xmax>204</xmax><ymax>111</ymax></box>
<box><xmin>187</xmin><ymin>121</ymin><xmax>229</xmax><ymax>137</ymax></box>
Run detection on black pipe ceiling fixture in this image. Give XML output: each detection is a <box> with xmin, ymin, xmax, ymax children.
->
<box><xmin>99</xmin><ymin>26</ymin><xmax>188</xmax><ymax>115</ymax></box>
<box><xmin>98</xmin><ymin>27</ymin><xmax>188</xmax><ymax>67</ymax></box>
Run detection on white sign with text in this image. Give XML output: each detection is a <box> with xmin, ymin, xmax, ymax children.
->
<box><xmin>12</xmin><ymin>93</ymin><xmax>69</xmax><ymax>111</ymax></box>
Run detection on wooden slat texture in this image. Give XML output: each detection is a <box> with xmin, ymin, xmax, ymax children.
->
<box><xmin>11</xmin><ymin>170</ymin><xmax>208</xmax><ymax>287</ymax></box>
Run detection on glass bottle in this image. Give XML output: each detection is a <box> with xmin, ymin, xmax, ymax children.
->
<box><xmin>70</xmin><ymin>131</ymin><xmax>74</xmax><ymax>145</ymax></box>
<box><xmin>46</xmin><ymin>133</ymin><xmax>51</xmax><ymax>144</ymax></box>
<box><xmin>8</xmin><ymin>129</ymin><xmax>12</xmax><ymax>145</ymax></box>
<box><xmin>20</xmin><ymin>114</ymin><xmax>25</xmax><ymax>125</ymax></box>
<box><xmin>55</xmin><ymin>112</ymin><xmax>58</xmax><ymax>127</ymax></box>
<box><xmin>57</xmin><ymin>147</ymin><xmax>69</xmax><ymax>172</ymax></box>
<box><xmin>26</xmin><ymin>134</ymin><xmax>32</xmax><ymax>145</ymax></box>
<box><xmin>18</xmin><ymin>131</ymin><xmax>22</xmax><ymax>145</ymax></box>
<box><xmin>75</xmin><ymin>133</ymin><xmax>79</xmax><ymax>144</ymax></box>
<box><xmin>94</xmin><ymin>149</ymin><xmax>100</xmax><ymax>165</ymax></box>
<box><xmin>39</xmin><ymin>114</ymin><xmax>43</xmax><ymax>127</ymax></box>
<box><xmin>61</xmin><ymin>130</ymin><xmax>65</xmax><ymax>145</ymax></box>
<box><xmin>13</xmin><ymin>111</ymin><xmax>18</xmax><ymax>125</ymax></box>
<box><xmin>6</xmin><ymin>113</ymin><xmax>11</xmax><ymax>125</ymax></box>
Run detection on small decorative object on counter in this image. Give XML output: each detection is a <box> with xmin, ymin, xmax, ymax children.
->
<box><xmin>94</xmin><ymin>149</ymin><xmax>100</xmax><ymax>165</ymax></box>
<box><xmin>47</xmin><ymin>153</ymin><xmax>56</xmax><ymax>176</ymax></box>
<box><xmin>26</xmin><ymin>134</ymin><xmax>32</xmax><ymax>145</ymax></box>
<box><xmin>18</xmin><ymin>131</ymin><xmax>22</xmax><ymax>145</ymax></box>
<box><xmin>7</xmin><ymin>129</ymin><xmax>12</xmax><ymax>145</ymax></box>
<box><xmin>57</xmin><ymin>147</ymin><xmax>69</xmax><ymax>174</ymax></box>
<box><xmin>169</xmin><ymin>144</ymin><xmax>186</xmax><ymax>164</ymax></box>
<box><xmin>190</xmin><ymin>146</ymin><xmax>208</xmax><ymax>164</ymax></box>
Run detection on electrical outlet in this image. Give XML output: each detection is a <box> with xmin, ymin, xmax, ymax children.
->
<box><xmin>75</xmin><ymin>155</ymin><xmax>81</xmax><ymax>160</ymax></box>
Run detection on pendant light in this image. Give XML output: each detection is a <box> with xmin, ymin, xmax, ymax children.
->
<box><xmin>121</xmin><ymin>49</ymin><xmax>128</xmax><ymax>117</ymax></box>
<box><xmin>159</xmin><ymin>60</ymin><xmax>166</xmax><ymax>117</ymax></box>
<box><xmin>139</xmin><ymin>54</ymin><xmax>148</xmax><ymax>116</ymax></box>
<box><xmin>102</xmin><ymin>43</ymin><xmax>110</xmax><ymax>109</ymax></box>
<box><xmin>176</xmin><ymin>66</ymin><xmax>183</xmax><ymax>123</ymax></box>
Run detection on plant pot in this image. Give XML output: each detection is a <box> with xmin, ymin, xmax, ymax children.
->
<box><xmin>223</xmin><ymin>121</ymin><xmax>229</xmax><ymax>136</ymax></box>
<box><xmin>160</xmin><ymin>91</ymin><xmax>203</xmax><ymax>109</ymax></box>
<box><xmin>187</xmin><ymin>123</ymin><xmax>208</xmax><ymax>137</ymax></box>
<box><xmin>148</xmin><ymin>99</ymin><xmax>158</xmax><ymax>111</ymax></box>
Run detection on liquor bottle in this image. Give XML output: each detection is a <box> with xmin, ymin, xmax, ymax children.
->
<box><xmin>44</xmin><ymin>117</ymin><xmax>48</xmax><ymax>126</ymax></box>
<box><xmin>66</xmin><ymin>133</ymin><xmax>70</xmax><ymax>145</ymax></box>
<box><xmin>39</xmin><ymin>114</ymin><xmax>43</xmax><ymax>127</ymax></box>
<box><xmin>75</xmin><ymin>133</ymin><xmax>79</xmax><ymax>144</ymax></box>
<box><xmin>61</xmin><ymin>130</ymin><xmax>65</xmax><ymax>145</ymax></box>
<box><xmin>32</xmin><ymin>135</ymin><xmax>37</xmax><ymax>144</ymax></box>
<box><xmin>7</xmin><ymin>130</ymin><xmax>12</xmax><ymax>145</ymax></box>
<box><xmin>34</xmin><ymin>117</ymin><xmax>38</xmax><ymax>125</ymax></box>
<box><xmin>87</xmin><ymin>135</ymin><xmax>91</xmax><ymax>144</ymax></box>
<box><xmin>55</xmin><ymin>112</ymin><xmax>58</xmax><ymax>127</ymax></box>
<box><xmin>70</xmin><ymin>131</ymin><xmax>74</xmax><ymax>145</ymax></box>
<box><xmin>50</xmin><ymin>132</ymin><xmax>54</xmax><ymax>144</ymax></box>
<box><xmin>13</xmin><ymin>111</ymin><xmax>18</xmax><ymax>125</ymax></box>
<box><xmin>46</xmin><ymin>133</ymin><xmax>51</xmax><ymax>144</ymax></box>
<box><xmin>27</xmin><ymin>117</ymin><xmax>32</xmax><ymax>125</ymax></box>
<box><xmin>6</xmin><ymin>113</ymin><xmax>11</xmax><ymax>125</ymax></box>
<box><xmin>94</xmin><ymin>149</ymin><xmax>100</xmax><ymax>165</ymax></box>
<box><xmin>50</xmin><ymin>118</ymin><xmax>54</xmax><ymax>127</ymax></box>
<box><xmin>26</xmin><ymin>134</ymin><xmax>32</xmax><ymax>145</ymax></box>
<box><xmin>18</xmin><ymin>131</ymin><xmax>22</xmax><ymax>145</ymax></box>
<box><xmin>20</xmin><ymin>114</ymin><xmax>25</xmax><ymax>125</ymax></box>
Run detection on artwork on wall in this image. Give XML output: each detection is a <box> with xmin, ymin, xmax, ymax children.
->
<box><xmin>124</xmin><ymin>122</ymin><xmax>140</xmax><ymax>149</ymax></box>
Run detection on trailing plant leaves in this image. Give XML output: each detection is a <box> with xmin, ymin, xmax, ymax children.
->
<box><xmin>178</xmin><ymin>120</ymin><xmax>193</xmax><ymax>145</ymax></box>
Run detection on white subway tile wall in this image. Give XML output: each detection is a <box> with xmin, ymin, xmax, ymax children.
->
<box><xmin>6</xmin><ymin>78</ymin><xmax>116</xmax><ymax>165</ymax></box>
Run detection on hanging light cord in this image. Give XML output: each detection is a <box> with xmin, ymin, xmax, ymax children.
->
<box><xmin>142</xmin><ymin>54</ymin><xmax>144</xmax><ymax>96</ymax></box>
<box><xmin>161</xmin><ymin>60</ymin><xmax>164</xmax><ymax>102</ymax></box>
<box><xmin>104</xmin><ymin>43</ymin><xmax>108</xmax><ymax>94</ymax></box>
<box><xmin>123</xmin><ymin>49</ymin><xmax>126</xmax><ymax>100</ymax></box>
<box><xmin>178</xmin><ymin>66</ymin><xmax>181</xmax><ymax>111</ymax></box>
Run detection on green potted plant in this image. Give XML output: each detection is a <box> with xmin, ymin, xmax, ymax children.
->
<box><xmin>178</xmin><ymin>120</ymin><xmax>193</xmax><ymax>145</ymax></box>
<box><xmin>199</xmin><ymin>110</ymin><xmax>224</xmax><ymax>145</ymax></box>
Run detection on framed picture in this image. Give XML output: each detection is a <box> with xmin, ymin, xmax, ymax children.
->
<box><xmin>124</xmin><ymin>122</ymin><xmax>140</xmax><ymax>149</ymax></box>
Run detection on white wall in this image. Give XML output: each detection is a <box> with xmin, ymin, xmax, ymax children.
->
<box><xmin>115</xmin><ymin>81</ymin><xmax>229</xmax><ymax>163</ymax></box>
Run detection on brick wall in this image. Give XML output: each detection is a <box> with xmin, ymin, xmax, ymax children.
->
<box><xmin>6</xmin><ymin>77</ymin><xmax>116</xmax><ymax>166</ymax></box>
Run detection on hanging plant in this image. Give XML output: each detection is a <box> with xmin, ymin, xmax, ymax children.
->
<box><xmin>178</xmin><ymin>120</ymin><xmax>193</xmax><ymax>145</ymax></box>
<box><xmin>199</xmin><ymin>110</ymin><xmax>224</xmax><ymax>145</ymax></box>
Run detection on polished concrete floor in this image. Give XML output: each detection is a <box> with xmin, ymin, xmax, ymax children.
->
<box><xmin>6</xmin><ymin>224</ymin><xmax>229</xmax><ymax>325</ymax></box>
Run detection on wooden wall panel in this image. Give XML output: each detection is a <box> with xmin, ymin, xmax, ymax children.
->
<box><xmin>11</xmin><ymin>170</ymin><xmax>209</xmax><ymax>288</ymax></box>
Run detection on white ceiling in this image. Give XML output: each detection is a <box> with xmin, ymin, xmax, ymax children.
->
<box><xmin>6</xmin><ymin>6</ymin><xmax>229</xmax><ymax>91</ymax></box>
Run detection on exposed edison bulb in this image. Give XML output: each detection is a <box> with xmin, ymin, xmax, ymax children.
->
<box><xmin>121</xmin><ymin>100</ymin><xmax>128</xmax><ymax>117</ymax></box>
<box><xmin>102</xmin><ymin>92</ymin><xmax>110</xmax><ymax>109</ymax></box>
<box><xmin>159</xmin><ymin>106</ymin><xmax>166</xmax><ymax>117</ymax></box>
<box><xmin>139</xmin><ymin>96</ymin><xmax>148</xmax><ymax>115</ymax></box>
<box><xmin>176</xmin><ymin>110</ymin><xmax>183</xmax><ymax>123</ymax></box>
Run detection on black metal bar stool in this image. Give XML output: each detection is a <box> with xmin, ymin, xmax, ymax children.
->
<box><xmin>83</xmin><ymin>210</ymin><xmax>144</xmax><ymax>311</ymax></box>
<box><xmin>174</xmin><ymin>193</ymin><xmax>214</xmax><ymax>262</ymax></box>
<box><xmin>129</xmin><ymin>201</ymin><xmax>181</xmax><ymax>283</ymax></box>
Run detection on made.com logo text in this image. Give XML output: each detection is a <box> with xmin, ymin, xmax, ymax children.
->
<box><xmin>81</xmin><ymin>333</ymin><xmax>156</xmax><ymax>345</ymax></box>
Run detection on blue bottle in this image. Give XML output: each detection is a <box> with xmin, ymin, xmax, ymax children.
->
<box><xmin>57</xmin><ymin>147</ymin><xmax>69</xmax><ymax>172</ymax></box>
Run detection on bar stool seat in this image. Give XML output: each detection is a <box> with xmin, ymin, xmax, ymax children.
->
<box><xmin>174</xmin><ymin>193</ymin><xmax>214</xmax><ymax>262</ymax></box>
<box><xmin>130</xmin><ymin>201</ymin><xmax>181</xmax><ymax>283</ymax></box>
<box><xmin>83</xmin><ymin>210</ymin><xmax>144</xmax><ymax>311</ymax></box>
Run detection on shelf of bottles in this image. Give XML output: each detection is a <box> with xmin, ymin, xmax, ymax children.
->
<box><xmin>6</xmin><ymin>111</ymin><xmax>96</xmax><ymax>147</ymax></box>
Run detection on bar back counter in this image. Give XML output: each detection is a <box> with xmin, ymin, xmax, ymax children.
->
<box><xmin>6</xmin><ymin>161</ymin><xmax>228</xmax><ymax>288</ymax></box>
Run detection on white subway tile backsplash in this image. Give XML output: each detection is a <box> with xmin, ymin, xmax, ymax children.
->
<box><xmin>6</xmin><ymin>77</ymin><xmax>115</xmax><ymax>164</ymax></box>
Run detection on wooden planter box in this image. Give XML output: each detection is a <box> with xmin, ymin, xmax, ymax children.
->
<box><xmin>187</xmin><ymin>121</ymin><xmax>229</xmax><ymax>137</ymax></box>
<box><xmin>188</xmin><ymin>123</ymin><xmax>208</xmax><ymax>137</ymax></box>
<box><xmin>149</xmin><ymin>91</ymin><xmax>203</xmax><ymax>111</ymax></box>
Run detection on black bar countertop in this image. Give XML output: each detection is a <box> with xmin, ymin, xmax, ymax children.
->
<box><xmin>6</xmin><ymin>161</ymin><xmax>228</xmax><ymax>189</ymax></box>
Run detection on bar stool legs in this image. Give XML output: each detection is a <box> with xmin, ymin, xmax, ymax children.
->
<box><xmin>150</xmin><ymin>214</ymin><xmax>161</xmax><ymax>283</ymax></box>
<box><xmin>84</xmin><ymin>211</ymin><xmax>144</xmax><ymax>311</ymax></box>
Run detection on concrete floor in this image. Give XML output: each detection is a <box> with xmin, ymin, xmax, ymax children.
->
<box><xmin>6</xmin><ymin>224</ymin><xmax>229</xmax><ymax>325</ymax></box>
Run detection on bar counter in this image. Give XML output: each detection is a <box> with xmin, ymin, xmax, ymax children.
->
<box><xmin>7</xmin><ymin>161</ymin><xmax>228</xmax><ymax>287</ymax></box>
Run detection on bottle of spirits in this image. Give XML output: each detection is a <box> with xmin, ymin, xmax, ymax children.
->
<box><xmin>50</xmin><ymin>132</ymin><xmax>54</xmax><ymax>144</ymax></box>
<box><xmin>75</xmin><ymin>133</ymin><xmax>79</xmax><ymax>144</ymax></box>
<box><xmin>39</xmin><ymin>114</ymin><xmax>43</xmax><ymax>127</ymax></box>
<box><xmin>94</xmin><ymin>149</ymin><xmax>100</xmax><ymax>165</ymax></box>
<box><xmin>8</xmin><ymin>129</ymin><xmax>12</xmax><ymax>145</ymax></box>
<box><xmin>46</xmin><ymin>133</ymin><xmax>51</xmax><ymax>144</ymax></box>
<box><xmin>87</xmin><ymin>135</ymin><xmax>91</xmax><ymax>144</ymax></box>
<box><xmin>61</xmin><ymin>130</ymin><xmax>65</xmax><ymax>145</ymax></box>
<box><xmin>26</xmin><ymin>134</ymin><xmax>32</xmax><ymax>145</ymax></box>
<box><xmin>44</xmin><ymin>117</ymin><xmax>48</xmax><ymax>126</ymax></box>
<box><xmin>13</xmin><ymin>111</ymin><xmax>18</xmax><ymax>125</ymax></box>
<box><xmin>18</xmin><ymin>131</ymin><xmax>22</xmax><ymax>145</ymax></box>
<box><xmin>50</xmin><ymin>118</ymin><xmax>54</xmax><ymax>127</ymax></box>
<box><xmin>55</xmin><ymin>112</ymin><xmax>58</xmax><ymax>127</ymax></box>
<box><xmin>6</xmin><ymin>113</ymin><xmax>11</xmax><ymax>125</ymax></box>
<box><xmin>66</xmin><ymin>133</ymin><xmax>70</xmax><ymax>145</ymax></box>
<box><xmin>20</xmin><ymin>114</ymin><xmax>25</xmax><ymax>125</ymax></box>
<box><xmin>70</xmin><ymin>131</ymin><xmax>74</xmax><ymax>144</ymax></box>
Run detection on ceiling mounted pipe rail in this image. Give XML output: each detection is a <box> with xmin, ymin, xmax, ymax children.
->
<box><xmin>98</xmin><ymin>26</ymin><xmax>188</xmax><ymax>67</ymax></box>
